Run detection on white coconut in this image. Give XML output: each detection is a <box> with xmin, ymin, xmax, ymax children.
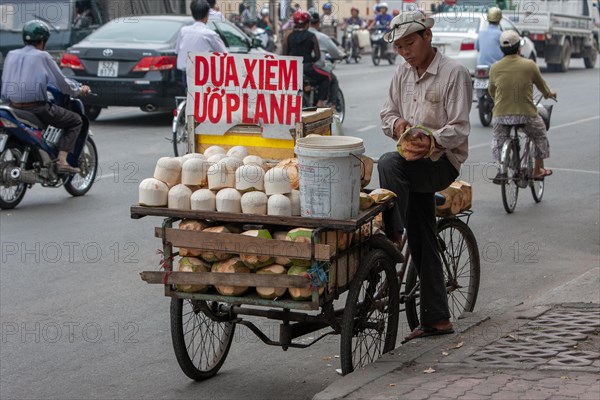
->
<box><xmin>241</xmin><ymin>191</ymin><xmax>268</xmax><ymax>215</ymax></box>
<box><xmin>226</xmin><ymin>145</ymin><xmax>249</xmax><ymax>160</ymax></box>
<box><xmin>216</xmin><ymin>188</ymin><xmax>241</xmax><ymax>213</ymax></box>
<box><xmin>168</xmin><ymin>184</ymin><xmax>192</xmax><ymax>209</ymax></box>
<box><xmin>181</xmin><ymin>158</ymin><xmax>212</xmax><ymax>186</ymax></box>
<box><xmin>203</xmin><ymin>145</ymin><xmax>226</xmax><ymax>158</ymax></box>
<box><xmin>182</xmin><ymin>153</ymin><xmax>207</xmax><ymax>161</ymax></box>
<box><xmin>190</xmin><ymin>189</ymin><xmax>217</xmax><ymax>211</ymax></box>
<box><xmin>243</xmin><ymin>155</ymin><xmax>264</xmax><ymax>166</ymax></box>
<box><xmin>267</xmin><ymin>194</ymin><xmax>292</xmax><ymax>216</ymax></box>
<box><xmin>236</xmin><ymin>164</ymin><xmax>265</xmax><ymax>192</ymax></box>
<box><xmin>286</xmin><ymin>190</ymin><xmax>301</xmax><ymax>216</ymax></box>
<box><xmin>153</xmin><ymin>157</ymin><xmax>181</xmax><ymax>187</ymax></box>
<box><xmin>139</xmin><ymin>178</ymin><xmax>169</xmax><ymax>206</ymax></box>
<box><xmin>218</xmin><ymin>156</ymin><xmax>243</xmax><ymax>171</ymax></box>
<box><xmin>207</xmin><ymin>153</ymin><xmax>227</xmax><ymax>163</ymax></box>
<box><xmin>207</xmin><ymin>162</ymin><xmax>235</xmax><ymax>190</ymax></box>
<box><xmin>264</xmin><ymin>167</ymin><xmax>292</xmax><ymax>195</ymax></box>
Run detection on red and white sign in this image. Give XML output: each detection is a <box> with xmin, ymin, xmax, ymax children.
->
<box><xmin>186</xmin><ymin>52</ymin><xmax>303</xmax><ymax>139</ymax></box>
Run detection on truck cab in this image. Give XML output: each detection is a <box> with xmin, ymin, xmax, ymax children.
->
<box><xmin>0</xmin><ymin>0</ymin><xmax>104</xmax><ymax>78</ymax></box>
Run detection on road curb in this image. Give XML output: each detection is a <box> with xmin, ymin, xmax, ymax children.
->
<box><xmin>312</xmin><ymin>310</ymin><xmax>491</xmax><ymax>400</ymax></box>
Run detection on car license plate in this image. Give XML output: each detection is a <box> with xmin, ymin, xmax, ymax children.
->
<box><xmin>98</xmin><ymin>60</ymin><xmax>118</xmax><ymax>77</ymax></box>
<box><xmin>474</xmin><ymin>79</ymin><xmax>489</xmax><ymax>89</ymax></box>
<box><xmin>0</xmin><ymin>133</ymin><xmax>8</xmax><ymax>153</ymax></box>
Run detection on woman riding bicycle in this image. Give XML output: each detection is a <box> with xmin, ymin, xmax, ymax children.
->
<box><xmin>489</xmin><ymin>31</ymin><xmax>557</xmax><ymax>183</ymax></box>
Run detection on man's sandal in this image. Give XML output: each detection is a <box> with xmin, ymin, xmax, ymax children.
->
<box><xmin>401</xmin><ymin>325</ymin><xmax>455</xmax><ymax>344</ymax></box>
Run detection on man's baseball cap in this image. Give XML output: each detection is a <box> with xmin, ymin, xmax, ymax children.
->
<box><xmin>383</xmin><ymin>10</ymin><xmax>434</xmax><ymax>42</ymax></box>
<box><xmin>500</xmin><ymin>30</ymin><xmax>522</xmax><ymax>47</ymax></box>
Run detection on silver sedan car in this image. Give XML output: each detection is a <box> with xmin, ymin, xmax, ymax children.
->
<box><xmin>430</xmin><ymin>12</ymin><xmax>537</xmax><ymax>75</ymax></box>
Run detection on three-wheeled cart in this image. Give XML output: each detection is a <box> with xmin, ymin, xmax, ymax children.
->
<box><xmin>132</xmin><ymin>199</ymin><xmax>408</xmax><ymax>379</ymax></box>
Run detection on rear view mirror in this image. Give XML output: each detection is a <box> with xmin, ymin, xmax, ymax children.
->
<box><xmin>251</xmin><ymin>37</ymin><xmax>262</xmax><ymax>48</ymax></box>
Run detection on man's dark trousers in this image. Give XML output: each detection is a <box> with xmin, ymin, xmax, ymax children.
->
<box><xmin>378</xmin><ymin>152</ymin><xmax>458</xmax><ymax>326</ymax></box>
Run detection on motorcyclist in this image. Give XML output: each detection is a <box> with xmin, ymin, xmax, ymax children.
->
<box><xmin>476</xmin><ymin>7</ymin><xmax>504</xmax><ymax>66</ymax></box>
<box><xmin>282</xmin><ymin>11</ymin><xmax>331</xmax><ymax>108</ymax></box>
<box><xmin>340</xmin><ymin>7</ymin><xmax>366</xmax><ymax>50</ymax></box>
<box><xmin>489</xmin><ymin>30</ymin><xmax>557</xmax><ymax>182</ymax></box>
<box><xmin>368</xmin><ymin>3</ymin><xmax>392</xmax><ymax>30</ymax></box>
<box><xmin>257</xmin><ymin>7</ymin><xmax>276</xmax><ymax>38</ymax></box>
<box><xmin>309</xmin><ymin>12</ymin><xmax>345</xmax><ymax>107</ymax></box>
<box><xmin>320</xmin><ymin>2</ymin><xmax>338</xmax><ymax>37</ymax></box>
<box><xmin>0</xmin><ymin>20</ymin><xmax>91</xmax><ymax>175</ymax></box>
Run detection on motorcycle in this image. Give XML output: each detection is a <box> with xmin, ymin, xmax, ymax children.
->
<box><xmin>343</xmin><ymin>24</ymin><xmax>362</xmax><ymax>63</ymax></box>
<box><xmin>302</xmin><ymin>54</ymin><xmax>346</xmax><ymax>124</ymax></box>
<box><xmin>0</xmin><ymin>86</ymin><xmax>98</xmax><ymax>209</ymax></box>
<box><xmin>474</xmin><ymin>65</ymin><xmax>493</xmax><ymax>127</ymax></box>
<box><xmin>370</xmin><ymin>26</ymin><xmax>397</xmax><ymax>66</ymax></box>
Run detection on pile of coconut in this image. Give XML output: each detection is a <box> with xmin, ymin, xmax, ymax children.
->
<box><xmin>138</xmin><ymin>145</ymin><xmax>304</xmax><ymax>216</ymax></box>
<box><xmin>174</xmin><ymin>222</ymin><xmax>338</xmax><ymax>300</ymax></box>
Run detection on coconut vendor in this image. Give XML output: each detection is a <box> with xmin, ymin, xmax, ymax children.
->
<box><xmin>377</xmin><ymin>11</ymin><xmax>472</xmax><ymax>343</ymax></box>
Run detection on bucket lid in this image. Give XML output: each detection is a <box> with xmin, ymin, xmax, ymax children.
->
<box><xmin>295</xmin><ymin>135</ymin><xmax>364</xmax><ymax>150</ymax></box>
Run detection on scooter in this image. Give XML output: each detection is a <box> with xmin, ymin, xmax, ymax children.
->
<box><xmin>0</xmin><ymin>86</ymin><xmax>98</xmax><ymax>209</ymax></box>
<box><xmin>370</xmin><ymin>25</ymin><xmax>397</xmax><ymax>66</ymax></box>
<box><xmin>343</xmin><ymin>24</ymin><xmax>362</xmax><ymax>63</ymax></box>
<box><xmin>474</xmin><ymin>65</ymin><xmax>493</xmax><ymax>127</ymax></box>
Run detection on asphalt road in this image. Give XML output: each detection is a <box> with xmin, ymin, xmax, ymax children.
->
<box><xmin>1</xmin><ymin>57</ymin><xmax>598</xmax><ymax>400</ymax></box>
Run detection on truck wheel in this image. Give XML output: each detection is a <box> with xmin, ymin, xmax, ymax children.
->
<box><xmin>558</xmin><ymin>40</ymin><xmax>571</xmax><ymax>72</ymax></box>
<box><xmin>584</xmin><ymin>39</ymin><xmax>598</xmax><ymax>69</ymax></box>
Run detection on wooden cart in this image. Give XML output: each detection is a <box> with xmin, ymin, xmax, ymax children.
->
<box><xmin>131</xmin><ymin>199</ymin><xmax>405</xmax><ymax>380</ymax></box>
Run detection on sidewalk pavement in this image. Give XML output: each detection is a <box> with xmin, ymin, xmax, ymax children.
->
<box><xmin>314</xmin><ymin>267</ymin><xmax>600</xmax><ymax>400</ymax></box>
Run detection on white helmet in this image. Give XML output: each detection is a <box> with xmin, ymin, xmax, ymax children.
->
<box><xmin>261</xmin><ymin>8</ymin><xmax>269</xmax><ymax>16</ymax></box>
<box><xmin>379</xmin><ymin>2</ymin><xmax>389</xmax><ymax>10</ymax></box>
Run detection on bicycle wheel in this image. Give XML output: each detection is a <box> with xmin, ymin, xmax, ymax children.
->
<box><xmin>340</xmin><ymin>249</ymin><xmax>399</xmax><ymax>375</ymax></box>
<box><xmin>501</xmin><ymin>140</ymin><xmax>519</xmax><ymax>213</ymax></box>
<box><xmin>170</xmin><ymin>298</ymin><xmax>236</xmax><ymax>381</ymax></box>
<box><xmin>528</xmin><ymin>141</ymin><xmax>544</xmax><ymax>203</ymax></box>
<box><xmin>172</xmin><ymin>103</ymin><xmax>188</xmax><ymax>157</ymax></box>
<box><xmin>404</xmin><ymin>218</ymin><xmax>480</xmax><ymax>331</ymax></box>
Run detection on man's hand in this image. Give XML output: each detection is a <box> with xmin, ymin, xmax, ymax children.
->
<box><xmin>80</xmin><ymin>85</ymin><xmax>91</xmax><ymax>96</ymax></box>
<box><xmin>401</xmin><ymin>132</ymin><xmax>432</xmax><ymax>161</ymax></box>
<box><xmin>548</xmin><ymin>90</ymin><xmax>557</xmax><ymax>100</ymax></box>
<box><xmin>393</xmin><ymin>118</ymin><xmax>411</xmax><ymax>140</ymax></box>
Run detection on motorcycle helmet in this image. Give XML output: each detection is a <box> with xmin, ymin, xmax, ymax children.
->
<box><xmin>261</xmin><ymin>8</ymin><xmax>269</xmax><ymax>16</ymax></box>
<box><xmin>293</xmin><ymin>10</ymin><xmax>311</xmax><ymax>26</ymax></box>
<box><xmin>22</xmin><ymin>20</ymin><xmax>51</xmax><ymax>43</ymax></box>
<box><xmin>322</xmin><ymin>3</ymin><xmax>332</xmax><ymax>11</ymax></box>
<box><xmin>392</xmin><ymin>9</ymin><xmax>400</xmax><ymax>16</ymax></box>
<box><xmin>487</xmin><ymin>7</ymin><xmax>502</xmax><ymax>23</ymax></box>
<box><xmin>310</xmin><ymin>12</ymin><xmax>320</xmax><ymax>24</ymax></box>
<box><xmin>379</xmin><ymin>2</ymin><xmax>389</xmax><ymax>11</ymax></box>
<box><xmin>351</xmin><ymin>7</ymin><xmax>359</xmax><ymax>14</ymax></box>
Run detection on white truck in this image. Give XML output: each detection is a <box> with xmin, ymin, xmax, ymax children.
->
<box><xmin>504</xmin><ymin>0</ymin><xmax>599</xmax><ymax>72</ymax></box>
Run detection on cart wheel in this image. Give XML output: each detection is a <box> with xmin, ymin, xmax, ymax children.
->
<box><xmin>340</xmin><ymin>249</ymin><xmax>399</xmax><ymax>375</ymax></box>
<box><xmin>404</xmin><ymin>218</ymin><xmax>480</xmax><ymax>331</ymax></box>
<box><xmin>170</xmin><ymin>298</ymin><xmax>236</xmax><ymax>381</ymax></box>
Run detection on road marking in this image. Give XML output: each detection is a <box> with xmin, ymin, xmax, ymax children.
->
<box><xmin>468</xmin><ymin>115</ymin><xmax>600</xmax><ymax>151</ymax></box>
<box><xmin>551</xmin><ymin>116</ymin><xmax>600</xmax><ymax>130</ymax></box>
<box><xmin>549</xmin><ymin>167</ymin><xmax>600</xmax><ymax>175</ymax></box>
<box><xmin>357</xmin><ymin>124</ymin><xmax>377</xmax><ymax>132</ymax></box>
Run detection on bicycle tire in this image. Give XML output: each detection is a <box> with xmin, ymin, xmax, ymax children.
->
<box><xmin>170</xmin><ymin>298</ymin><xmax>236</xmax><ymax>381</ymax></box>
<box><xmin>172</xmin><ymin>102</ymin><xmax>188</xmax><ymax>157</ymax></box>
<box><xmin>404</xmin><ymin>218</ymin><xmax>480</xmax><ymax>331</ymax></box>
<box><xmin>528</xmin><ymin>140</ymin><xmax>544</xmax><ymax>202</ymax></box>
<box><xmin>340</xmin><ymin>249</ymin><xmax>399</xmax><ymax>375</ymax></box>
<box><xmin>501</xmin><ymin>139</ymin><xmax>519</xmax><ymax>213</ymax></box>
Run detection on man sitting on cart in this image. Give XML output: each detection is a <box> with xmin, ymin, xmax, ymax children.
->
<box><xmin>377</xmin><ymin>11</ymin><xmax>472</xmax><ymax>342</ymax></box>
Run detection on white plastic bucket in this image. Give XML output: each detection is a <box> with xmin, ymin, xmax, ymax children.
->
<box><xmin>295</xmin><ymin>136</ymin><xmax>365</xmax><ymax>219</ymax></box>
